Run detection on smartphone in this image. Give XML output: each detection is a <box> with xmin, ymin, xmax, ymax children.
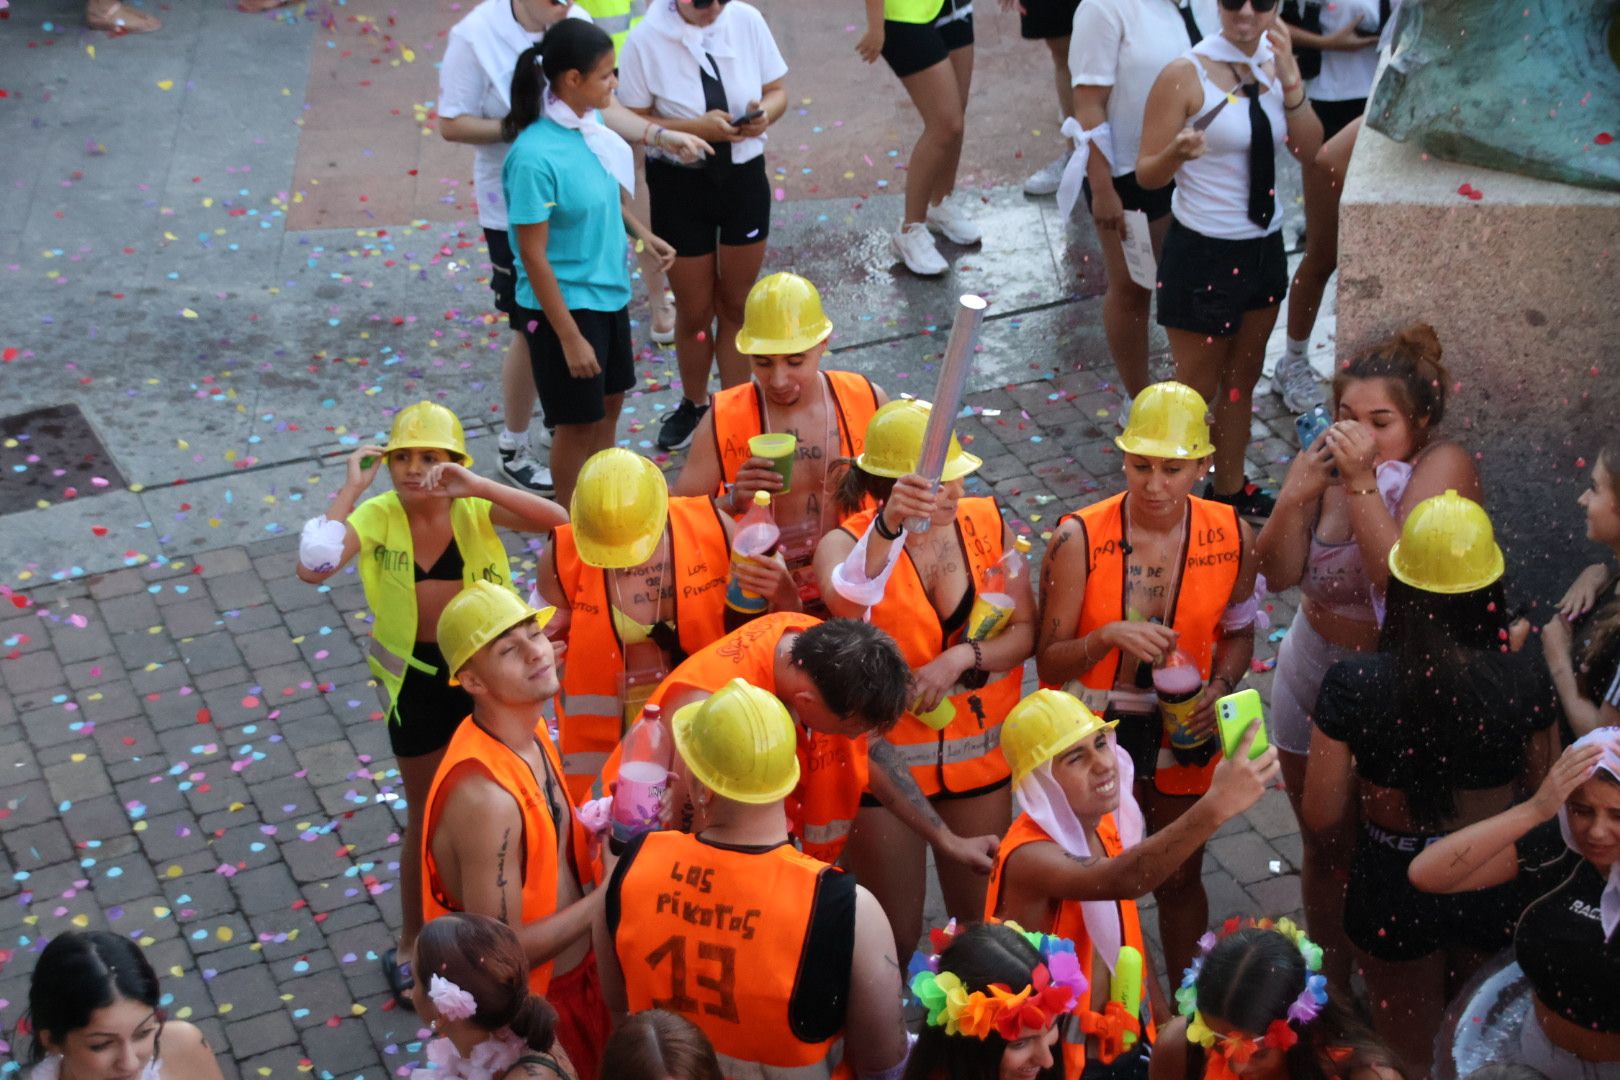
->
<box><xmin>360</xmin><ymin>455</ymin><xmax>377</xmax><ymax>470</ymax></box>
<box><xmin>732</xmin><ymin>108</ymin><xmax>765</xmax><ymax>125</ymax></box>
<box><xmin>1216</xmin><ymin>688</ymin><xmax>1270</xmax><ymax>760</ymax></box>
<box><xmin>1295</xmin><ymin>405</ymin><xmax>1331</xmax><ymax>450</ymax></box>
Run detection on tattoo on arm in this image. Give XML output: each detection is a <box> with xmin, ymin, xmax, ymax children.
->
<box><xmin>1449</xmin><ymin>845</ymin><xmax>1472</xmax><ymax>868</ymax></box>
<box><xmin>496</xmin><ymin>827</ymin><xmax>512</xmax><ymax>923</ymax></box>
<box><xmin>869</xmin><ymin>740</ymin><xmax>945</xmax><ymax>830</ymax></box>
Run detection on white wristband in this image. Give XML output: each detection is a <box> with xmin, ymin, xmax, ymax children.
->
<box><xmin>299</xmin><ymin>515</ymin><xmax>347</xmax><ymax>573</ymax></box>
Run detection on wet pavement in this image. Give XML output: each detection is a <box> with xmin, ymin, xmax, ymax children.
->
<box><xmin>0</xmin><ymin>0</ymin><xmax>1320</xmax><ymax>1075</ymax></box>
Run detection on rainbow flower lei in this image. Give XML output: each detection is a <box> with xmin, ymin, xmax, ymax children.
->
<box><xmin>1177</xmin><ymin>917</ymin><xmax>1328</xmax><ymax>1071</ymax></box>
<box><xmin>908</xmin><ymin>920</ymin><xmax>1088</xmax><ymax>1042</ymax></box>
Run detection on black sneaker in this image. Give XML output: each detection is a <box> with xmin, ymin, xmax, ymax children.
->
<box><xmin>497</xmin><ymin>440</ymin><xmax>555</xmax><ymax>496</ymax></box>
<box><xmin>1203</xmin><ymin>477</ymin><xmax>1276</xmax><ymax>521</ymax></box>
<box><xmin>656</xmin><ymin>398</ymin><xmax>708</xmax><ymax>451</ymax></box>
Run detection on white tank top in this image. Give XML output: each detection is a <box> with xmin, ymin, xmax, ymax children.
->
<box><xmin>1169</xmin><ymin>43</ymin><xmax>1288</xmax><ymax>241</ymax></box>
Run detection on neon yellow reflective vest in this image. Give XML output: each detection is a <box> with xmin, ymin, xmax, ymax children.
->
<box><xmin>885</xmin><ymin>0</ymin><xmax>947</xmax><ymax>25</ymax></box>
<box><xmin>573</xmin><ymin>0</ymin><xmax>646</xmax><ymax>51</ymax></box>
<box><xmin>349</xmin><ymin>492</ymin><xmax>515</xmax><ymax>722</ymax></box>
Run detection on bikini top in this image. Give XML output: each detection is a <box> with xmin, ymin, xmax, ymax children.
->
<box><xmin>414</xmin><ymin>540</ymin><xmax>464</xmax><ymax>583</ymax></box>
<box><xmin>611</xmin><ymin>604</ymin><xmax>677</xmax><ymax>648</ymax></box>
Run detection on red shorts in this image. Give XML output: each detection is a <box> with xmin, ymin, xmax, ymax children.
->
<box><xmin>549</xmin><ymin>950</ymin><xmax>611</xmax><ymax>1080</ymax></box>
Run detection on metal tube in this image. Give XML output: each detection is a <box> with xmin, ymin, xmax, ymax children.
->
<box><xmin>905</xmin><ymin>293</ymin><xmax>988</xmax><ymax>533</ymax></box>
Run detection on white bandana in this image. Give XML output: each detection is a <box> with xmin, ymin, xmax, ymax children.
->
<box><xmin>1192</xmin><ymin>31</ymin><xmax>1276</xmax><ymax>92</ymax></box>
<box><xmin>1056</xmin><ymin>119</ymin><xmax>1115</xmax><ymax>222</ymax></box>
<box><xmin>543</xmin><ymin>89</ymin><xmax>636</xmax><ymax>196</ymax></box>
<box><xmin>644</xmin><ymin>0</ymin><xmax>734</xmax><ymax>80</ymax></box>
<box><xmin>1012</xmin><ymin>731</ymin><xmax>1145</xmax><ymax>971</ymax></box>
<box><xmin>1558</xmin><ymin>726</ymin><xmax>1620</xmax><ymax>941</ymax></box>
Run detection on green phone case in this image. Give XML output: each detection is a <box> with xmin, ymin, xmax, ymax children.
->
<box><xmin>1216</xmin><ymin>688</ymin><xmax>1269</xmax><ymax>760</ymax></box>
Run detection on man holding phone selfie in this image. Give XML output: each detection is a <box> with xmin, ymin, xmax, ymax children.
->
<box><xmin>615</xmin><ymin>0</ymin><xmax>790</xmax><ymax>453</ymax></box>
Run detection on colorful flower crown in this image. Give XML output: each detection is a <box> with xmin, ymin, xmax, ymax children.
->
<box><xmin>907</xmin><ymin>920</ymin><xmax>1087</xmax><ymax>1042</ymax></box>
<box><xmin>1177</xmin><ymin>918</ymin><xmax>1328</xmax><ymax>1067</ymax></box>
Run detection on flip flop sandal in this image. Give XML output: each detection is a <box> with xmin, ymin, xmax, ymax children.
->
<box><xmin>382</xmin><ymin>946</ymin><xmax>416</xmax><ymax>1011</ymax></box>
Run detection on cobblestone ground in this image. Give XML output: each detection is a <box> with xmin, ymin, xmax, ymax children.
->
<box><xmin>0</xmin><ymin>371</ymin><xmax>1305</xmax><ymax>1078</ymax></box>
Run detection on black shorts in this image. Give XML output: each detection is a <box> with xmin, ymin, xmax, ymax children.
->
<box><xmin>516</xmin><ymin>305</ymin><xmax>635</xmax><ymax>426</ymax></box>
<box><xmin>1081</xmin><ymin>171</ymin><xmax>1175</xmax><ymax>223</ymax></box>
<box><xmin>646</xmin><ymin>155</ymin><xmax>771</xmax><ymax>258</ymax></box>
<box><xmin>1156</xmin><ymin>217</ymin><xmax>1289</xmax><ymax>338</ymax></box>
<box><xmin>392</xmin><ymin>641</ymin><xmax>471</xmax><ymax>758</ymax></box>
<box><xmin>881</xmin><ymin>0</ymin><xmax>974</xmax><ymax>79</ymax></box>
<box><xmin>1311</xmin><ymin>96</ymin><xmax>1366</xmax><ymax>142</ymax></box>
<box><xmin>1020</xmin><ymin>0</ymin><xmax>1081</xmax><ymax>39</ymax></box>
<box><xmin>1344</xmin><ymin>820</ymin><xmax>1523</xmax><ymax>961</ymax></box>
<box><xmin>483</xmin><ymin>227</ymin><xmax>520</xmax><ymax>328</ymax></box>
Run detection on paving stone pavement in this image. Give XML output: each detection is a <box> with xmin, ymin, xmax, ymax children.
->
<box><xmin>0</xmin><ymin>372</ymin><xmax>1308</xmax><ymax>1077</ymax></box>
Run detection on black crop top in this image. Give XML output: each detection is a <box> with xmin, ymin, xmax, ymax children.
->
<box><xmin>1514</xmin><ymin>820</ymin><xmax>1620</xmax><ymax>1033</ymax></box>
<box><xmin>1313</xmin><ymin>650</ymin><xmax>1556</xmax><ymax>792</ymax></box>
<box><xmin>414</xmin><ymin>540</ymin><xmax>464</xmax><ymax>583</ymax></box>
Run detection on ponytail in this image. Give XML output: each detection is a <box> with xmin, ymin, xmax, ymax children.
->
<box><xmin>507</xmin><ymin>993</ymin><xmax>559</xmax><ymax>1055</ymax></box>
<box><xmin>832</xmin><ymin>458</ymin><xmax>897</xmax><ymax>519</ymax></box>
<box><xmin>503</xmin><ymin>19</ymin><xmax>615</xmax><ymax>141</ymax></box>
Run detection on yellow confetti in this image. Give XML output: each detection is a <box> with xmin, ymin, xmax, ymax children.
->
<box><xmin>218</xmin><ymin>1003</ymin><xmax>234</xmax><ymax>1015</ymax></box>
<box><xmin>217</xmin><ymin>926</ymin><xmax>234</xmax><ymax>942</ymax></box>
<box><xmin>71</xmin><ymin>914</ymin><xmax>90</xmax><ymax>928</ymax></box>
<box><xmin>71</xmin><ymin>752</ymin><xmax>87</xmax><ymax>763</ymax></box>
<box><xmin>402</xmin><ymin>47</ymin><xmax>416</xmax><ymax>62</ymax></box>
<box><xmin>87</xmin><ymin>44</ymin><xmax>96</xmax><ymax>59</ymax></box>
<box><xmin>157</xmin><ymin>80</ymin><xmax>174</xmax><ymax>91</ymax></box>
<box><xmin>181</xmin><ymin>308</ymin><xmax>198</xmax><ymax>319</ymax></box>
<box><xmin>351</xmin><ymin>1003</ymin><xmax>368</xmax><ymax>1016</ymax></box>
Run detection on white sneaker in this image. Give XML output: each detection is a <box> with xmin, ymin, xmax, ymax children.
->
<box><xmin>1274</xmin><ymin>349</ymin><xmax>1326</xmax><ymax>414</ymax></box>
<box><xmin>925</xmin><ymin>199</ymin><xmax>983</xmax><ymax>245</ymax></box>
<box><xmin>891</xmin><ymin>223</ymin><xmax>950</xmax><ymax>277</ymax></box>
<box><xmin>1023</xmin><ymin>153</ymin><xmax>1070</xmax><ymax>197</ymax></box>
<box><xmin>497</xmin><ymin>440</ymin><xmax>555</xmax><ymax>495</ymax></box>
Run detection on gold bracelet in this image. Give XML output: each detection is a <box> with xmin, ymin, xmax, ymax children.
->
<box><xmin>1349</xmin><ymin>485</ymin><xmax>1379</xmax><ymax>496</ymax></box>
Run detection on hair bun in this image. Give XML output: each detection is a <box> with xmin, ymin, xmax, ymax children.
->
<box><xmin>1394</xmin><ymin>322</ymin><xmax>1443</xmax><ymax>368</ymax></box>
<box><xmin>509</xmin><ymin>993</ymin><xmax>559</xmax><ymax>1054</ymax></box>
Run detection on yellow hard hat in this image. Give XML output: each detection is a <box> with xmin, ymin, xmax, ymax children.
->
<box><xmin>1387</xmin><ymin>489</ymin><xmax>1505</xmax><ymax>594</ymax></box>
<box><xmin>386</xmin><ymin>401</ymin><xmax>472</xmax><ymax>465</ymax></box>
<box><xmin>735</xmin><ymin>272</ymin><xmax>835</xmax><ymax>356</ymax></box>
<box><xmin>856</xmin><ymin>399</ymin><xmax>982</xmax><ymax>482</ymax></box>
<box><xmin>570</xmin><ymin>449</ymin><xmax>670</xmax><ymax>569</ymax></box>
<box><xmin>436</xmin><ymin>580</ymin><xmax>555</xmax><ymax>684</ymax></box>
<box><xmin>1000</xmin><ymin>688</ymin><xmax>1116</xmax><ymax>785</ymax></box>
<box><xmin>672</xmin><ymin>679</ymin><xmax>801</xmax><ymax>805</ymax></box>
<box><xmin>1114</xmin><ymin>382</ymin><xmax>1214</xmax><ymax>460</ymax></box>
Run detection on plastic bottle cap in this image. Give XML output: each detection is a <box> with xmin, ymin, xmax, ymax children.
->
<box><xmin>753</xmin><ymin>490</ymin><xmax>771</xmax><ymax>506</ymax></box>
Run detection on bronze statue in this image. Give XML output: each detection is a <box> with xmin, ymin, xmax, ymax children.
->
<box><xmin>1367</xmin><ymin>0</ymin><xmax>1619</xmax><ymax>192</ymax></box>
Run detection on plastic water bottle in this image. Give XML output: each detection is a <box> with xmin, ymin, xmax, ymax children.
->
<box><xmin>723</xmin><ymin>491</ymin><xmax>780</xmax><ymax>631</ymax></box>
<box><xmin>981</xmin><ymin>535</ymin><xmax>1032</xmax><ymax>595</ymax></box>
<box><xmin>1154</xmin><ymin>649</ymin><xmax>1213</xmax><ymax>766</ymax></box>
<box><xmin>610</xmin><ymin>704</ymin><xmax>671</xmax><ymax>852</ymax></box>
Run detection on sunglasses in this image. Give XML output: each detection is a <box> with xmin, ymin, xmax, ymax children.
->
<box><xmin>1218</xmin><ymin>0</ymin><xmax>1278</xmax><ymax>10</ymax></box>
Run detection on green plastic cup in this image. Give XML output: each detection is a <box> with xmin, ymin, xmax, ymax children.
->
<box><xmin>749</xmin><ymin>433</ymin><xmax>797</xmax><ymax>494</ymax></box>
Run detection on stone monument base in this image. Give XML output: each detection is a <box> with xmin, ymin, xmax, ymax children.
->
<box><xmin>1337</xmin><ymin>124</ymin><xmax>1620</xmax><ymax>602</ymax></box>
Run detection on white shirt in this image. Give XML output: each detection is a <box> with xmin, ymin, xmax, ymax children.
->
<box><xmin>1170</xmin><ymin>39</ymin><xmax>1288</xmax><ymax>240</ymax></box>
<box><xmin>616</xmin><ymin>0</ymin><xmax>787</xmax><ymax>166</ymax></box>
<box><xmin>1309</xmin><ymin>0</ymin><xmax>1380</xmax><ymax>103</ymax></box>
<box><xmin>1068</xmin><ymin>0</ymin><xmax>1215</xmax><ymax>178</ymax></box>
<box><xmin>438</xmin><ymin>0</ymin><xmax>592</xmax><ymax>230</ymax></box>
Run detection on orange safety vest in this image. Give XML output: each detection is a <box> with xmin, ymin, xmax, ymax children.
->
<box><xmin>642</xmin><ymin>612</ymin><xmax>869</xmax><ymax>865</ymax></box>
<box><xmin>421</xmin><ymin>716</ymin><xmax>594</xmax><ymax>995</ymax></box>
<box><xmin>839</xmin><ymin>498</ymin><xmax>1020</xmax><ymax>797</ymax></box>
<box><xmin>1055</xmin><ymin>493</ymin><xmax>1242</xmax><ymax>797</ymax></box>
<box><xmin>985</xmin><ymin>813</ymin><xmax>1157</xmax><ymax>1078</ymax></box>
<box><xmin>709</xmin><ymin>370</ymin><xmax>881</xmax><ymax>495</ymax></box>
<box><xmin>552</xmin><ymin>496</ymin><xmax>732</xmax><ymax>802</ymax></box>
<box><xmin>614</xmin><ymin>830</ymin><xmax>853</xmax><ymax>1080</ymax></box>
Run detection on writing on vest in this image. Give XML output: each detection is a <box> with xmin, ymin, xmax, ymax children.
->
<box><xmin>655</xmin><ymin>860</ymin><xmax>764</xmax><ymax>940</ymax></box>
<box><xmin>710</xmin><ymin>370</ymin><xmax>881</xmax><ymax>495</ymax></box>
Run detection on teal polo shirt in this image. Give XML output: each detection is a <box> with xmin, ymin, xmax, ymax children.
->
<box><xmin>503</xmin><ymin>115</ymin><xmax>632</xmax><ymax>313</ymax></box>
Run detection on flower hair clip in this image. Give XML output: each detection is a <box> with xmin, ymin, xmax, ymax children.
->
<box><xmin>907</xmin><ymin>921</ymin><xmax>1087</xmax><ymax>1042</ymax></box>
<box><xmin>1176</xmin><ymin>917</ymin><xmax>1328</xmax><ymax>1073</ymax></box>
<box><xmin>428</xmin><ymin>973</ymin><xmax>478</xmax><ymax>1022</ymax></box>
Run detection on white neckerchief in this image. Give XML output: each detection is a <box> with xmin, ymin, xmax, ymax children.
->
<box><xmin>1558</xmin><ymin>726</ymin><xmax>1620</xmax><ymax>941</ymax></box>
<box><xmin>542</xmin><ymin>90</ymin><xmax>636</xmax><ymax>196</ymax></box>
<box><xmin>1193</xmin><ymin>32</ymin><xmax>1276</xmax><ymax>92</ymax></box>
<box><xmin>410</xmin><ymin>1028</ymin><xmax>529</xmax><ymax>1080</ymax></box>
<box><xmin>1056</xmin><ymin>119</ymin><xmax>1115</xmax><ymax>221</ymax></box>
<box><xmin>644</xmin><ymin>0</ymin><xmax>735</xmax><ymax>80</ymax></box>
<box><xmin>1012</xmin><ymin>733</ymin><xmax>1145</xmax><ymax>971</ymax></box>
<box><xmin>460</xmin><ymin>0</ymin><xmax>541</xmax><ymax>113</ymax></box>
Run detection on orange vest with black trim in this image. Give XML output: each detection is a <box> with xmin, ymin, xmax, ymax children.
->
<box><xmin>839</xmin><ymin>498</ymin><xmax>1020</xmax><ymax>797</ymax></box>
<box><xmin>420</xmin><ymin>717</ymin><xmax>594</xmax><ymax>995</ymax></box>
<box><xmin>709</xmin><ymin>370</ymin><xmax>881</xmax><ymax>495</ymax></box>
<box><xmin>552</xmin><ymin>496</ymin><xmax>732</xmax><ymax>802</ymax></box>
<box><xmin>614</xmin><ymin>830</ymin><xmax>853</xmax><ymax>1080</ymax></box>
<box><xmin>642</xmin><ymin>612</ymin><xmax>869</xmax><ymax>864</ymax></box>
<box><xmin>1057</xmin><ymin>493</ymin><xmax>1242</xmax><ymax>797</ymax></box>
<box><xmin>985</xmin><ymin>813</ymin><xmax>1157</xmax><ymax>1079</ymax></box>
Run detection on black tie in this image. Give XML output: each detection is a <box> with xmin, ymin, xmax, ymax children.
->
<box><xmin>1178</xmin><ymin>2</ymin><xmax>1202</xmax><ymax>45</ymax></box>
<box><xmin>700</xmin><ymin>52</ymin><xmax>733</xmax><ymax>170</ymax></box>
<box><xmin>1241</xmin><ymin>78</ymin><xmax>1275</xmax><ymax>229</ymax></box>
